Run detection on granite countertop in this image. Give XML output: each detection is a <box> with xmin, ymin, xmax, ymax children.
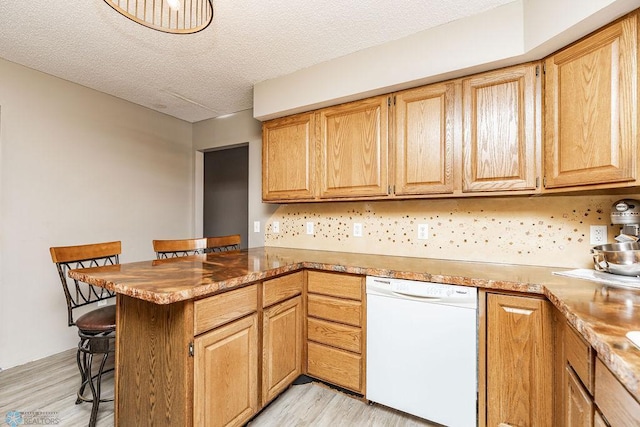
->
<box><xmin>69</xmin><ymin>246</ymin><xmax>640</xmax><ymax>402</ymax></box>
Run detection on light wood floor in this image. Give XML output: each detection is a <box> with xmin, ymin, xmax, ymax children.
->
<box><xmin>0</xmin><ymin>348</ymin><xmax>115</xmax><ymax>426</ymax></box>
<box><xmin>248</xmin><ymin>381</ymin><xmax>438</xmax><ymax>427</ymax></box>
<box><xmin>0</xmin><ymin>349</ymin><xmax>437</xmax><ymax>426</ymax></box>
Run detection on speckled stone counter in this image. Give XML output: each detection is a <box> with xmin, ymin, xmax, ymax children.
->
<box><xmin>69</xmin><ymin>246</ymin><xmax>640</xmax><ymax>402</ymax></box>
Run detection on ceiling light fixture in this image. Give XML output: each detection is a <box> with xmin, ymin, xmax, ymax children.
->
<box><xmin>103</xmin><ymin>0</ymin><xmax>213</xmax><ymax>34</ymax></box>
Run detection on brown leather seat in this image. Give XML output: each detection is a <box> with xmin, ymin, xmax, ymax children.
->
<box><xmin>76</xmin><ymin>305</ymin><xmax>116</xmax><ymax>333</ymax></box>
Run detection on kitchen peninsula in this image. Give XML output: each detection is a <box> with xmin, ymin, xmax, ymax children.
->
<box><xmin>70</xmin><ymin>247</ymin><xmax>640</xmax><ymax>426</ymax></box>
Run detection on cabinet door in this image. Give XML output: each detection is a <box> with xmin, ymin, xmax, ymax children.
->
<box><xmin>593</xmin><ymin>411</ymin><xmax>608</xmax><ymax>427</ymax></box>
<box><xmin>486</xmin><ymin>293</ymin><xmax>553</xmax><ymax>427</ymax></box>
<box><xmin>462</xmin><ymin>63</ymin><xmax>539</xmax><ymax>192</ymax></box>
<box><xmin>544</xmin><ymin>13</ymin><xmax>638</xmax><ymax>189</ymax></box>
<box><xmin>262</xmin><ymin>112</ymin><xmax>316</xmax><ymax>201</ymax></box>
<box><xmin>319</xmin><ymin>96</ymin><xmax>389</xmax><ymax>198</ymax></box>
<box><xmin>194</xmin><ymin>314</ymin><xmax>258</xmax><ymax>427</ymax></box>
<box><xmin>394</xmin><ymin>82</ymin><xmax>455</xmax><ymax>195</ymax></box>
<box><xmin>566</xmin><ymin>366</ymin><xmax>594</xmax><ymax>427</ymax></box>
<box><xmin>262</xmin><ymin>296</ymin><xmax>303</xmax><ymax>405</ymax></box>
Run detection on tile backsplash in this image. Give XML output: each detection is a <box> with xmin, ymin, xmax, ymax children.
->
<box><xmin>264</xmin><ymin>194</ymin><xmax>640</xmax><ymax>268</ymax></box>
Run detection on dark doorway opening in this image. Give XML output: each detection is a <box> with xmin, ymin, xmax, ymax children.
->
<box><xmin>203</xmin><ymin>145</ymin><xmax>249</xmax><ymax>249</ymax></box>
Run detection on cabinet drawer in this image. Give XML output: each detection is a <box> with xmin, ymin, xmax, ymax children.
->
<box><xmin>263</xmin><ymin>272</ymin><xmax>303</xmax><ymax>308</ymax></box>
<box><xmin>307</xmin><ymin>317</ymin><xmax>362</xmax><ymax>353</ymax></box>
<box><xmin>595</xmin><ymin>357</ymin><xmax>640</xmax><ymax>426</ymax></box>
<box><xmin>307</xmin><ymin>271</ymin><xmax>362</xmax><ymax>300</ymax></box>
<box><xmin>565</xmin><ymin>323</ymin><xmax>594</xmax><ymax>393</ymax></box>
<box><xmin>307</xmin><ymin>294</ymin><xmax>362</xmax><ymax>327</ymax></box>
<box><xmin>307</xmin><ymin>341</ymin><xmax>363</xmax><ymax>393</ymax></box>
<box><xmin>194</xmin><ymin>284</ymin><xmax>258</xmax><ymax>335</ymax></box>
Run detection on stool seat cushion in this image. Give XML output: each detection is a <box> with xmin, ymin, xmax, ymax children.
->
<box><xmin>76</xmin><ymin>305</ymin><xmax>116</xmax><ymax>333</ymax></box>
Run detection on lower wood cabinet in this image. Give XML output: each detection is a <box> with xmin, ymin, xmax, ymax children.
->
<box><xmin>593</xmin><ymin>411</ymin><xmax>607</xmax><ymax>427</ymax></box>
<box><xmin>485</xmin><ymin>292</ymin><xmax>553</xmax><ymax>427</ymax></box>
<box><xmin>194</xmin><ymin>314</ymin><xmax>259</xmax><ymax>427</ymax></box>
<box><xmin>554</xmin><ymin>315</ymin><xmax>640</xmax><ymax>427</ymax></box>
<box><xmin>306</xmin><ymin>271</ymin><xmax>365</xmax><ymax>394</ymax></box>
<box><xmin>566</xmin><ymin>366</ymin><xmax>594</xmax><ymax>427</ymax></box>
<box><xmin>262</xmin><ymin>295</ymin><xmax>303</xmax><ymax>405</ymax></box>
<box><xmin>307</xmin><ymin>341</ymin><xmax>363</xmax><ymax>392</ymax></box>
<box><xmin>594</xmin><ymin>357</ymin><xmax>640</xmax><ymax>426</ymax></box>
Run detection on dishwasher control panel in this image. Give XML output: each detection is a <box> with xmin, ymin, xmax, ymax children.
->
<box><xmin>366</xmin><ymin>276</ymin><xmax>477</xmax><ymax>308</ymax></box>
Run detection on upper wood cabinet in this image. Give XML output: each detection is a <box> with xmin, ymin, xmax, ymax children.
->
<box><xmin>260</xmin><ymin>11</ymin><xmax>640</xmax><ymax>201</ymax></box>
<box><xmin>394</xmin><ymin>82</ymin><xmax>455</xmax><ymax>195</ymax></box>
<box><xmin>262</xmin><ymin>112</ymin><xmax>316</xmax><ymax>201</ymax></box>
<box><xmin>318</xmin><ymin>96</ymin><xmax>389</xmax><ymax>198</ymax></box>
<box><xmin>462</xmin><ymin>63</ymin><xmax>540</xmax><ymax>192</ymax></box>
<box><xmin>544</xmin><ymin>12</ymin><xmax>638</xmax><ymax>189</ymax></box>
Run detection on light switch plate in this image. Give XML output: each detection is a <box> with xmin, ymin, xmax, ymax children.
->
<box><xmin>253</xmin><ymin>221</ymin><xmax>260</xmax><ymax>233</ymax></box>
<box><xmin>306</xmin><ymin>222</ymin><xmax>314</xmax><ymax>235</ymax></box>
<box><xmin>272</xmin><ymin>221</ymin><xmax>280</xmax><ymax>233</ymax></box>
<box><xmin>418</xmin><ymin>224</ymin><xmax>429</xmax><ymax>240</ymax></box>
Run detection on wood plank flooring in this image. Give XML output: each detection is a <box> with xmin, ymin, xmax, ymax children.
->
<box><xmin>0</xmin><ymin>348</ymin><xmax>114</xmax><ymax>426</ymax></box>
<box><xmin>248</xmin><ymin>381</ymin><xmax>438</xmax><ymax>427</ymax></box>
<box><xmin>0</xmin><ymin>349</ymin><xmax>437</xmax><ymax>426</ymax></box>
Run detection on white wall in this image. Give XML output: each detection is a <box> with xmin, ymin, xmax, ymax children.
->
<box><xmin>193</xmin><ymin>110</ymin><xmax>278</xmax><ymax>248</ymax></box>
<box><xmin>0</xmin><ymin>58</ymin><xmax>194</xmax><ymax>369</ymax></box>
<box><xmin>254</xmin><ymin>0</ymin><xmax>637</xmax><ymax>120</ymax></box>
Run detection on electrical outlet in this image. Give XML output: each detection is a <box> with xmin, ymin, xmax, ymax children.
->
<box><xmin>253</xmin><ymin>221</ymin><xmax>260</xmax><ymax>233</ymax></box>
<box><xmin>272</xmin><ymin>221</ymin><xmax>280</xmax><ymax>233</ymax></box>
<box><xmin>590</xmin><ymin>225</ymin><xmax>607</xmax><ymax>245</ymax></box>
<box><xmin>418</xmin><ymin>224</ymin><xmax>429</xmax><ymax>240</ymax></box>
<box><xmin>353</xmin><ymin>223</ymin><xmax>363</xmax><ymax>237</ymax></box>
<box><xmin>306</xmin><ymin>222</ymin><xmax>314</xmax><ymax>235</ymax></box>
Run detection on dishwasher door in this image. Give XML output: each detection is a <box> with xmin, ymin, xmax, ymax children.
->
<box><xmin>366</xmin><ymin>276</ymin><xmax>478</xmax><ymax>427</ymax></box>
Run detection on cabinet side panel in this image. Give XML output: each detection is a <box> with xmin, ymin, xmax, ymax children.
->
<box><xmin>116</xmin><ymin>295</ymin><xmax>194</xmax><ymax>427</ymax></box>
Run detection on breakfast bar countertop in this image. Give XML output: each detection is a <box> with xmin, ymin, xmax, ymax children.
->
<box><xmin>69</xmin><ymin>246</ymin><xmax>640</xmax><ymax>402</ymax></box>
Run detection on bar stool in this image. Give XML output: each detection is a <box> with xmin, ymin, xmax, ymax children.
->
<box><xmin>206</xmin><ymin>234</ymin><xmax>241</xmax><ymax>252</ymax></box>
<box><xmin>49</xmin><ymin>241</ymin><xmax>121</xmax><ymax>427</ymax></box>
<box><xmin>152</xmin><ymin>237</ymin><xmax>207</xmax><ymax>259</ymax></box>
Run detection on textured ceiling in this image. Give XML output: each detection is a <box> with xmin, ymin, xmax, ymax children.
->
<box><xmin>0</xmin><ymin>0</ymin><xmax>513</xmax><ymax>123</ymax></box>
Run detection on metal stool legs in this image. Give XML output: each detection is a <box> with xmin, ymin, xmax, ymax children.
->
<box><xmin>76</xmin><ymin>331</ymin><xmax>115</xmax><ymax>427</ymax></box>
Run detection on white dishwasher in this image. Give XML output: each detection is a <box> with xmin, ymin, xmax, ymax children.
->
<box><xmin>366</xmin><ymin>276</ymin><xmax>478</xmax><ymax>427</ymax></box>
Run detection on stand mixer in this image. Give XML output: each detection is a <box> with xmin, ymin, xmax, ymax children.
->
<box><xmin>591</xmin><ymin>199</ymin><xmax>640</xmax><ymax>276</ymax></box>
<box><xmin>611</xmin><ymin>199</ymin><xmax>640</xmax><ymax>241</ymax></box>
